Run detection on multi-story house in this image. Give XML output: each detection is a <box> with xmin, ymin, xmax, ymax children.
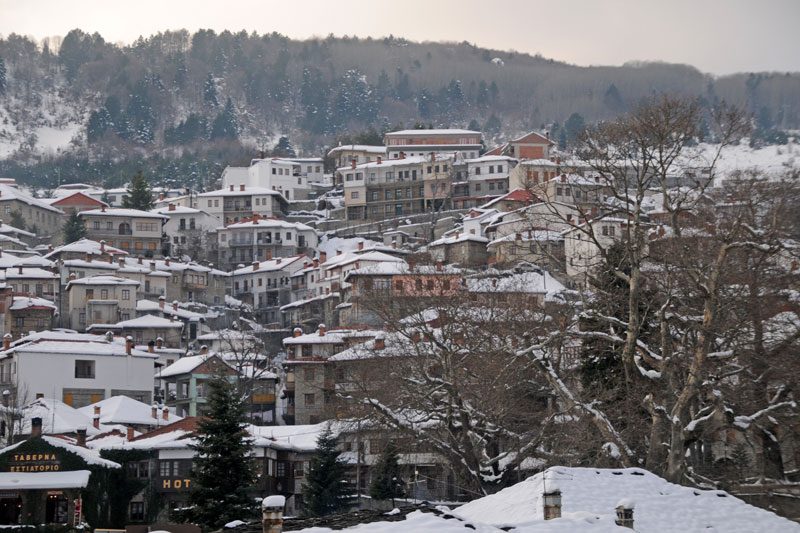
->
<box><xmin>503</xmin><ymin>131</ymin><xmax>554</xmax><ymax>160</ymax></box>
<box><xmin>197</xmin><ymin>185</ymin><xmax>289</xmax><ymax>226</ymax></box>
<box><xmin>528</xmin><ymin>173</ymin><xmax>604</xmax><ymax>211</ymax></box>
<box><xmin>231</xmin><ymin>255</ymin><xmax>308</xmax><ymax>327</ymax></box>
<box><xmin>87</xmin><ymin>314</ymin><xmax>184</xmax><ymax>348</ymax></box>
<box><xmin>429</xmin><ymin>230</ymin><xmax>490</xmax><ymax>267</ymax></box>
<box><xmin>216</xmin><ymin>215</ymin><xmax>317</xmax><ymax>271</ymax></box>
<box><xmin>47</xmin><ymin>192</ymin><xmax>108</xmax><ymax>215</ymax></box>
<box><xmin>383</xmin><ymin>129</ymin><xmax>482</xmax><ymax>160</ymax></box>
<box><xmin>8</xmin><ymin>296</ymin><xmax>56</xmax><ymax>339</ymax></box>
<box><xmin>0</xmin><ymin>330</ymin><xmax>157</xmax><ymax>407</ymax></box>
<box><xmin>4</xmin><ymin>266</ymin><xmax>58</xmax><ymax>301</ymax></box>
<box><xmin>340</xmin><ymin>156</ymin><xmax>427</xmax><ymax>221</ymax></box>
<box><xmin>159</xmin><ymin>353</ymin><xmax>237</xmax><ymax>417</ymax></box>
<box><xmin>0</xmin><ymin>184</ymin><xmax>64</xmax><ymax>243</ymax></box>
<box><xmin>151</xmin><ymin>204</ymin><xmax>218</xmax><ymax>261</ymax></box>
<box><xmin>564</xmin><ymin>216</ymin><xmax>631</xmax><ymax>281</ymax></box>
<box><xmin>64</xmin><ymin>274</ymin><xmax>139</xmax><ymax>330</ymax></box>
<box><xmin>327</xmin><ymin>144</ymin><xmax>386</xmax><ymax>175</ymax></box>
<box><xmin>136</xmin><ymin>298</ymin><xmax>207</xmax><ymax>344</ymax></box>
<box><xmin>142</xmin><ymin>257</ymin><xmax>227</xmax><ymax>307</ymax></box>
<box><xmin>508</xmin><ymin>156</ymin><xmax>562</xmax><ymax>189</ymax></box>
<box><xmin>80</xmin><ymin>207</ymin><xmax>168</xmax><ymax>257</ymax></box>
<box><xmin>451</xmin><ymin>155</ymin><xmax>517</xmax><ymax>209</ymax></box>
<box><xmin>422</xmin><ymin>153</ymin><xmax>455</xmax><ymax>212</ymax></box>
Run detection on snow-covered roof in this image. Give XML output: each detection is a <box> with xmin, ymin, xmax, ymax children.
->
<box><xmin>10</xmin><ymin>296</ymin><xmax>57</xmax><ymax>311</ymax></box>
<box><xmin>112</xmin><ymin>314</ymin><xmax>184</xmax><ymax>329</ymax></box>
<box><xmin>220</xmin><ymin>217</ymin><xmax>315</xmax><ymax>232</ymax></box>
<box><xmin>4</xmin><ymin>267</ymin><xmax>58</xmax><ymax>280</ymax></box>
<box><xmin>283</xmin><ymin>328</ymin><xmax>378</xmax><ymax>346</ymax></box>
<box><xmin>462</xmin><ymin>155</ymin><xmax>516</xmax><ymax>164</ymax></box>
<box><xmin>136</xmin><ymin>300</ymin><xmax>206</xmax><ymax>322</ymax></box>
<box><xmin>78</xmin><ymin>396</ymin><xmax>183</xmax><ymax>426</ymax></box>
<box><xmin>0</xmin><ymin>184</ymin><xmax>63</xmax><ymax>213</ymax></box>
<box><xmin>45</xmin><ymin>239</ymin><xmax>127</xmax><ymax>259</ymax></box>
<box><xmin>63</xmin><ymin>259</ymin><xmax>120</xmax><ymax>270</ymax></box>
<box><xmin>158</xmin><ymin>354</ymin><xmax>229</xmax><ymax>378</ymax></box>
<box><xmin>66</xmin><ymin>274</ymin><xmax>139</xmax><ymax>288</ymax></box>
<box><xmin>429</xmin><ymin>232</ymin><xmax>489</xmax><ymax>247</ymax></box>
<box><xmin>151</xmin><ymin>205</ymin><xmax>207</xmax><ymax>216</ymax></box>
<box><xmin>466</xmin><ymin>270</ymin><xmax>566</xmax><ymax>298</ymax></box>
<box><xmin>198</xmin><ymin>186</ymin><xmax>288</xmax><ymax>199</ymax></box>
<box><xmin>0</xmin><ymin>222</ymin><xmax>35</xmax><ymax>238</ymax></box>
<box><xmin>327</xmin><ymin>145</ymin><xmax>386</xmax><ymax>156</ymax></box>
<box><xmin>454</xmin><ymin>466</ymin><xmax>799</xmax><ymax>532</ymax></box>
<box><xmin>0</xmin><ymin>470</ymin><xmax>92</xmax><ymax>490</ymax></box>
<box><xmin>231</xmin><ymin>255</ymin><xmax>306</xmax><ymax>276</ymax></box>
<box><xmin>16</xmin><ymin>398</ymin><xmax>112</xmax><ymax>437</ymax></box>
<box><xmin>79</xmin><ymin>208</ymin><xmax>169</xmax><ymax>220</ymax></box>
<box><xmin>338</xmin><ymin>155</ymin><xmax>427</xmax><ymax>172</ymax></box>
<box><xmin>9</xmin><ymin>254</ymin><xmax>55</xmax><ymax>268</ymax></box>
<box><xmin>487</xmin><ymin>230</ymin><xmax>564</xmax><ymax>247</ymax></box>
<box><xmin>386</xmin><ymin>129</ymin><xmax>480</xmax><ymax>136</ymax></box>
<box><xmin>0</xmin><ymin>333</ymin><xmax>157</xmax><ymax>360</ymax></box>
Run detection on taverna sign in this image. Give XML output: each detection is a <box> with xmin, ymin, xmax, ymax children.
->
<box><xmin>9</xmin><ymin>453</ymin><xmax>61</xmax><ymax>472</ymax></box>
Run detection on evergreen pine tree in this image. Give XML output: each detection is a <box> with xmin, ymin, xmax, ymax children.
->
<box><xmin>369</xmin><ymin>442</ymin><xmax>405</xmax><ymax>504</ymax></box>
<box><xmin>204</xmin><ymin>73</ymin><xmax>219</xmax><ymax>106</ymax></box>
<box><xmin>8</xmin><ymin>210</ymin><xmax>25</xmax><ymax>231</ymax></box>
<box><xmin>210</xmin><ymin>98</ymin><xmax>238</xmax><ymax>140</ymax></box>
<box><xmin>185</xmin><ymin>378</ymin><xmax>255</xmax><ymax>528</ymax></box>
<box><xmin>271</xmin><ymin>136</ymin><xmax>296</xmax><ymax>158</ymax></box>
<box><xmin>0</xmin><ymin>56</ymin><xmax>7</xmax><ymax>94</ymax></box>
<box><xmin>122</xmin><ymin>170</ymin><xmax>154</xmax><ymax>211</ymax></box>
<box><xmin>302</xmin><ymin>428</ymin><xmax>353</xmax><ymax>517</ymax></box>
<box><xmin>63</xmin><ymin>210</ymin><xmax>87</xmax><ymax>244</ymax></box>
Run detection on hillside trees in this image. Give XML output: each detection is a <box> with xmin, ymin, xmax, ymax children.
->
<box><xmin>122</xmin><ymin>169</ymin><xmax>154</xmax><ymax>211</ymax></box>
<box><xmin>302</xmin><ymin>428</ymin><xmax>353</xmax><ymax>516</ymax></box>
<box><xmin>63</xmin><ymin>210</ymin><xmax>87</xmax><ymax>243</ymax></box>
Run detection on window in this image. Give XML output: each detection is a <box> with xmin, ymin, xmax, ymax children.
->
<box><xmin>475</xmin><ymin>183</ymin><xmax>482</xmax><ymax>191</ymax></box>
<box><xmin>276</xmin><ymin>462</ymin><xmax>286</xmax><ymax>477</ymax></box>
<box><xmin>556</xmin><ymin>187</ymin><xmax>563</xmax><ymax>196</ymax></box>
<box><xmin>86</xmin><ymin>289</ymin><xmax>94</xmax><ymax>300</ymax></box>
<box><xmin>489</xmin><ymin>182</ymin><xmax>496</xmax><ymax>190</ymax></box>
<box><xmin>15</xmin><ymin>317</ymin><xmax>23</xmax><ymax>328</ymax></box>
<box><xmin>101</xmin><ymin>289</ymin><xmax>108</xmax><ymax>299</ymax></box>
<box><xmin>497</xmin><ymin>165</ymin><xmax>503</xmax><ymax>173</ymax></box>
<box><xmin>395</xmin><ymin>189</ymin><xmax>402</xmax><ymax>199</ymax></box>
<box><xmin>371</xmin><ymin>191</ymin><xmax>378</xmax><ymax>201</ymax></box>
<box><xmin>207</xmin><ymin>200</ymin><xmax>212</xmax><ymax>207</ymax></box>
<box><xmin>122</xmin><ymin>289</ymin><xmax>130</xmax><ymax>300</ymax></box>
<box><xmin>427</xmin><ymin>166</ymin><xmax>432</xmax><ymax>174</ymax></box>
<box><xmin>304</xmin><ymin>368</ymin><xmax>315</xmax><ymax>380</ymax></box>
<box><xmin>406</xmin><ymin>188</ymin><xmax>412</xmax><ymax>198</ymax></box>
<box><xmin>475</xmin><ymin>167</ymin><xmax>481</xmax><ymax>175</ymax></box>
<box><xmin>107</xmin><ymin>221</ymin><xmax>113</xmax><ymax>230</ymax></box>
<box><xmin>350</xmin><ymin>192</ymin><xmax>359</xmax><ymax>199</ymax></box>
<box><xmin>75</xmin><ymin>360</ymin><xmax>95</xmax><ymax>379</ymax></box>
<box><xmin>135</xmin><ymin>242</ymin><xmax>143</xmax><ymax>249</ymax></box>
<box><xmin>385</xmin><ymin>190</ymin><xmax>392</xmax><ymax>200</ymax></box>
<box><xmin>93</xmin><ymin>221</ymin><xmax>100</xmax><ymax>230</ymax></box>
<box><xmin>129</xmin><ymin>502</ymin><xmax>144</xmax><ymax>522</ymax></box>
<box><xmin>304</xmin><ymin>393</ymin><xmax>315</xmax><ymax>406</ymax></box>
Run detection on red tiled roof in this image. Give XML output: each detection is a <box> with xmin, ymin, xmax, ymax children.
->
<box><xmin>129</xmin><ymin>416</ymin><xmax>201</xmax><ymax>441</ymax></box>
<box><xmin>483</xmin><ymin>145</ymin><xmax>507</xmax><ymax>156</ymax></box>
<box><xmin>501</xmin><ymin>189</ymin><xmax>534</xmax><ymax>202</ymax></box>
<box><xmin>509</xmin><ymin>132</ymin><xmax>554</xmax><ymax>145</ymax></box>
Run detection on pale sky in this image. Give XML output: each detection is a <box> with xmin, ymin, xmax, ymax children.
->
<box><xmin>1</xmin><ymin>0</ymin><xmax>798</xmax><ymax>76</ymax></box>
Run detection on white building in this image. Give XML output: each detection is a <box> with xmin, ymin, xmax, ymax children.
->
<box><xmin>216</xmin><ymin>215</ymin><xmax>318</xmax><ymax>270</ymax></box>
<box><xmin>0</xmin><ymin>331</ymin><xmax>158</xmax><ymax>408</ymax></box>
<box><xmin>150</xmin><ymin>204</ymin><xmax>219</xmax><ymax>260</ymax></box>
<box><xmin>197</xmin><ymin>185</ymin><xmax>288</xmax><ymax>226</ymax></box>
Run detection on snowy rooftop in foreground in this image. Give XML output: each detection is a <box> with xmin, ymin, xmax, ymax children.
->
<box><xmin>0</xmin><ymin>470</ymin><xmax>91</xmax><ymax>490</ymax></box>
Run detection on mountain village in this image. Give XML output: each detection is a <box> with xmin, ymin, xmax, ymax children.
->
<box><xmin>0</xmin><ymin>114</ymin><xmax>796</xmax><ymax>532</ymax></box>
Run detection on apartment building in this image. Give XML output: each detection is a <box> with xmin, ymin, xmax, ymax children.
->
<box><xmin>151</xmin><ymin>204</ymin><xmax>218</xmax><ymax>261</ymax></box>
<box><xmin>340</xmin><ymin>155</ymin><xmax>427</xmax><ymax>221</ymax></box>
<box><xmin>0</xmin><ymin>184</ymin><xmax>64</xmax><ymax>242</ymax></box>
<box><xmin>231</xmin><ymin>255</ymin><xmax>308</xmax><ymax>327</ymax></box>
<box><xmin>216</xmin><ymin>215</ymin><xmax>318</xmax><ymax>271</ymax></box>
<box><xmin>64</xmin><ymin>274</ymin><xmax>140</xmax><ymax>330</ymax></box>
<box><xmin>80</xmin><ymin>207</ymin><xmax>168</xmax><ymax>257</ymax></box>
<box><xmin>383</xmin><ymin>129</ymin><xmax>481</xmax><ymax>160</ymax></box>
<box><xmin>451</xmin><ymin>155</ymin><xmax>517</xmax><ymax>209</ymax></box>
<box><xmin>197</xmin><ymin>185</ymin><xmax>288</xmax><ymax>225</ymax></box>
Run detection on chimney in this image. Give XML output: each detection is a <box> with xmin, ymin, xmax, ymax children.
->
<box><xmin>201</xmin><ymin>345</ymin><xmax>208</xmax><ymax>355</ymax></box>
<box><xmin>276</xmin><ymin>258</ymin><xmax>281</xmax><ymax>264</ymax></box>
<box><xmin>253</xmin><ymin>214</ymin><xmax>260</xmax><ymax>223</ymax></box>
<box><xmin>455</xmin><ymin>231</ymin><xmax>460</xmax><ymax>239</ymax></box>
<box><xmin>159</xmin><ymin>296</ymin><xmax>165</xmax><ymax>309</ymax></box>
<box><xmin>156</xmin><ymin>337</ymin><xmax>163</xmax><ymax>349</ymax></box>
<box><xmin>160</xmin><ymin>193</ymin><xmax>166</xmax><ymax>201</ymax></box>
<box><xmin>595</xmin><ymin>176</ymin><xmax>600</xmax><ymax>183</ymax></box>
<box><xmin>149</xmin><ymin>261</ymin><xmax>155</xmax><ymax>271</ymax></box>
<box><xmin>152</xmin><ymin>405</ymin><xmax>158</xmax><ymax>419</ymax></box>
<box><xmin>101</xmin><ymin>205</ymin><xmax>106</xmax><ymax>212</ymax></box>
<box><xmin>399</xmin><ymin>151</ymin><xmax>405</xmax><ymax>159</ymax></box>
<box><xmin>543</xmin><ymin>489</ymin><xmax>562</xmax><ymax>520</ymax></box>
<box><xmin>16</xmin><ymin>266</ymin><xmax>21</xmax><ymax>275</ymax></box>
<box><xmin>430</xmin><ymin>152</ymin><xmax>435</xmax><ymax>162</ymax></box>
<box><xmin>230</xmin><ymin>184</ymin><xmax>234</xmax><ymax>191</ymax></box>
<box><xmin>374</xmin><ymin>337</ymin><xmax>385</xmax><ymax>350</ymax></box>
<box><xmin>1</xmin><ymin>391</ymin><xmax>8</xmax><ymax>408</ymax></box>
<box><xmin>392</xmin><ymin>239</ymin><xmax>397</xmax><ymax>250</ymax></box>
<box><xmin>168</xmin><ymin>203</ymin><xmax>176</xmax><ymax>211</ymax></box>
<box><xmin>492</xmin><ymin>279</ymin><xmax>497</xmax><ymax>288</ymax></box>
<box><xmin>320</xmin><ymin>251</ymin><xmax>327</xmax><ymax>263</ymax></box>
<box><xmin>556</xmin><ymin>157</ymin><xmax>561</xmax><ymax>165</ymax></box>
<box><xmin>148</xmin><ymin>341</ymin><xmax>155</xmax><ymax>353</ymax></box>
<box><xmin>94</xmin><ymin>405</ymin><xmax>100</xmax><ymax>416</ymax></box>
<box><xmin>516</xmin><ymin>232</ymin><xmax>522</xmax><ymax>241</ymax></box>
<box><xmin>266</xmin><ymin>250</ymin><xmax>272</xmax><ymax>261</ymax></box>
<box><xmin>318</xmin><ymin>323</ymin><xmax>326</xmax><ymax>336</ymax></box>
<box><xmin>31</xmin><ymin>417</ymin><xmax>42</xmax><ymax>438</ymax></box>
<box><xmin>351</xmin><ymin>159</ymin><xmax>357</xmax><ymax>169</ymax></box>
<box><xmin>549</xmin><ymin>156</ymin><xmax>554</xmax><ymax>163</ymax></box>
<box><xmin>262</xmin><ymin>496</ymin><xmax>286</xmax><ymax>533</ymax></box>
<box><xmin>546</xmin><ymin>131</ymin><xmax>550</xmax><ymax>140</ymax></box>
<box><xmin>165</xmin><ymin>257</ymin><xmax>170</xmax><ymax>266</ymax></box>
<box><xmin>358</xmin><ymin>241</ymin><xmax>364</xmax><ymax>251</ymax></box>
<box><xmin>436</xmin><ymin>261</ymin><xmax>443</xmax><ymax>272</ymax></box>
<box><xmin>561</xmin><ymin>174</ymin><xmax>566</xmax><ymax>183</ymax></box>
<box><xmin>163</xmin><ymin>407</ymin><xmax>169</xmax><ymax>421</ymax></box>
<box><xmin>253</xmin><ymin>261</ymin><xmax>260</xmax><ymax>271</ymax></box>
<box><xmin>47</xmin><ymin>245</ymin><xmax>53</xmax><ymax>254</ymax></box>
<box><xmin>138</xmin><ymin>256</ymin><xmax>143</xmax><ymax>265</ymax></box>
<box><xmin>69</xmin><ymin>273</ymin><xmax>76</xmax><ymax>282</ymax></box>
<box><xmin>92</xmin><ymin>416</ymin><xmax>100</xmax><ymax>430</ymax></box>
<box><xmin>313</xmin><ymin>258</ymin><xmax>319</xmax><ymax>268</ymax></box>
<box><xmin>170</xmin><ymin>315</ymin><xmax>175</xmax><ymax>323</ymax></box>
<box><xmin>125</xmin><ymin>336</ymin><xmax>133</xmax><ymax>355</ymax></box>
<box><xmin>336</xmin><ymin>249</ymin><xmax>342</xmax><ymax>256</ymax></box>
<box><xmin>377</xmin><ymin>156</ymin><xmax>382</xmax><ymax>165</ymax></box>
<box><xmin>325</xmin><ymin>287</ymin><xmax>330</xmax><ymax>295</ymax></box>
<box><xmin>3</xmin><ymin>334</ymin><xmax>10</xmax><ymax>351</ymax></box>
<box><xmin>240</xmin><ymin>184</ymin><xmax>245</xmax><ymax>191</ymax></box>
<box><xmin>293</xmin><ymin>327</ymin><xmax>302</xmax><ymax>338</ymax></box>
<box><xmin>100</xmin><ymin>240</ymin><xmax>105</xmax><ymax>253</ymax></box>
<box><xmin>77</xmin><ymin>426</ymin><xmax>88</xmax><ymax>446</ymax></box>
<box><xmin>615</xmin><ymin>501</ymin><xmax>635</xmax><ymax>529</ymax></box>
<box><xmin>126</xmin><ymin>426</ymin><xmax>134</xmax><ymax>440</ymax></box>
<box><xmin>470</xmin><ymin>228</ymin><xmax>475</xmax><ymax>234</ymax></box>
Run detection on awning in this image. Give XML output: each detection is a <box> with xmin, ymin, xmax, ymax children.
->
<box><xmin>0</xmin><ymin>470</ymin><xmax>91</xmax><ymax>490</ymax></box>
